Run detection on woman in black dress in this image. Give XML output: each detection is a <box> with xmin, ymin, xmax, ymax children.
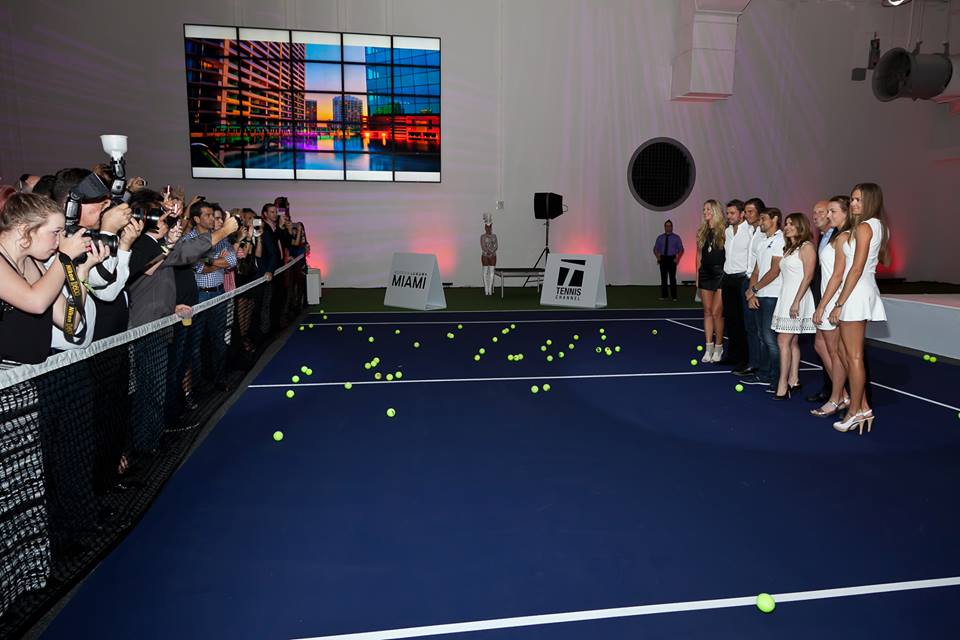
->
<box><xmin>695</xmin><ymin>199</ymin><xmax>726</xmax><ymax>362</ymax></box>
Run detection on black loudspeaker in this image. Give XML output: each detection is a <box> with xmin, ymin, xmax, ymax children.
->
<box><xmin>534</xmin><ymin>192</ymin><xmax>564</xmax><ymax>220</ymax></box>
<box><xmin>872</xmin><ymin>47</ymin><xmax>955</xmax><ymax>101</ymax></box>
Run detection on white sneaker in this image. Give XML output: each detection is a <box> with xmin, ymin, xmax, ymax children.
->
<box><xmin>701</xmin><ymin>344</ymin><xmax>714</xmax><ymax>363</ymax></box>
<box><xmin>710</xmin><ymin>345</ymin><xmax>724</xmax><ymax>363</ymax></box>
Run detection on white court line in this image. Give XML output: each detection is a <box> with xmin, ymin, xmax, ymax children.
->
<box><xmin>666</xmin><ymin>319</ymin><xmax>960</xmax><ymax>412</ymax></box>
<box><xmin>250</xmin><ymin>368</ymin><xmax>820</xmax><ymax>389</ymax></box>
<box><xmin>307</xmin><ymin>307</ymin><xmax>699</xmax><ymax>316</ymax></box>
<box><xmin>291</xmin><ymin>576</ymin><xmax>960</xmax><ymax>640</ymax></box>
<box><xmin>302</xmin><ymin>317</ymin><xmax>703</xmax><ymax>327</ymax></box>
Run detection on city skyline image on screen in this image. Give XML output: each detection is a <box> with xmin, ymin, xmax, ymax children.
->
<box><xmin>184</xmin><ymin>26</ymin><xmax>440</xmax><ymax>182</ymax></box>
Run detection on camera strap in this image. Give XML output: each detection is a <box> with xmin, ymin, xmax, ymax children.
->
<box><xmin>58</xmin><ymin>253</ymin><xmax>87</xmax><ymax>344</ymax></box>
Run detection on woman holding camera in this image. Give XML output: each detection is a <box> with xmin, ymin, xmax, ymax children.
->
<box><xmin>0</xmin><ymin>193</ymin><xmax>102</xmax><ymax>366</ymax></box>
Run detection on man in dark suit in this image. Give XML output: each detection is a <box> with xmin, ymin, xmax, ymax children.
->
<box><xmin>257</xmin><ymin>202</ymin><xmax>284</xmax><ymax>334</ymax></box>
<box><xmin>653</xmin><ymin>220</ymin><xmax>684</xmax><ymax>300</ymax></box>
<box><xmin>808</xmin><ymin>200</ymin><xmax>833</xmax><ymax>402</ymax></box>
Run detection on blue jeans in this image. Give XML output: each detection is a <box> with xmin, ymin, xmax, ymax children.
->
<box><xmin>759</xmin><ymin>297</ymin><xmax>780</xmax><ymax>383</ymax></box>
<box><xmin>191</xmin><ymin>288</ymin><xmax>228</xmax><ymax>384</ymax></box>
<box><xmin>744</xmin><ymin>284</ymin><xmax>762</xmax><ymax>370</ymax></box>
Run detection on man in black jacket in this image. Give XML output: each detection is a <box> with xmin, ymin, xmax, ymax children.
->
<box><xmin>257</xmin><ymin>202</ymin><xmax>283</xmax><ymax>333</ymax></box>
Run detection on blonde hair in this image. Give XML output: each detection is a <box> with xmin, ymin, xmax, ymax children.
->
<box><xmin>849</xmin><ymin>183</ymin><xmax>890</xmax><ymax>267</ymax></box>
<box><xmin>696</xmin><ymin>199</ymin><xmax>725</xmax><ymax>250</ymax></box>
<box><xmin>0</xmin><ymin>193</ymin><xmax>62</xmax><ymax>249</ymax></box>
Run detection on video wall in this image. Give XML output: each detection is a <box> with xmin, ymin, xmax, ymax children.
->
<box><xmin>184</xmin><ymin>25</ymin><xmax>440</xmax><ymax>182</ymax></box>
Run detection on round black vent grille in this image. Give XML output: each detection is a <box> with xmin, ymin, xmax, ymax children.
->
<box><xmin>628</xmin><ymin>138</ymin><xmax>696</xmax><ymax>211</ymax></box>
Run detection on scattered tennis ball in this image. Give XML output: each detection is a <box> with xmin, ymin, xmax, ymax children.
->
<box><xmin>457</xmin><ymin>323</ymin><xmax>463</xmax><ymax>329</ymax></box>
<box><xmin>395</xmin><ymin>329</ymin><xmax>401</xmax><ymax>335</ymax></box>
<box><xmin>368</xmin><ymin>336</ymin><xmax>375</xmax><ymax>343</ymax></box>
<box><xmin>492</xmin><ymin>337</ymin><xmax>499</xmax><ymax>343</ymax></box>
<box><xmin>510</xmin><ymin>323</ymin><xmax>516</xmax><ymax>329</ymax></box>
<box><xmin>319</xmin><ymin>309</ymin><xmax>324</xmax><ymax>314</ymax></box>
<box><xmin>573</xmin><ymin>334</ymin><xmax>580</xmax><ymax>340</ymax></box>
<box><xmin>305</xmin><ymin>368</ymin><xmax>313</xmax><ymax>376</ymax></box>
<box><xmin>601</xmin><ymin>335</ymin><xmax>608</xmax><ymax>341</ymax></box>
<box><xmin>357</xmin><ymin>326</ymin><xmax>363</xmax><ymax>332</ymax></box>
<box><xmin>546</xmin><ymin>339</ymin><xmax>553</xmax><ymax>346</ymax></box>
<box><xmin>517</xmin><ymin>354</ymin><xmax>524</xmax><ymax>360</ymax></box>
<box><xmin>595</xmin><ymin>347</ymin><xmax>602</xmax><ymax>353</ymax></box>
<box><xmin>386</xmin><ymin>408</ymin><xmax>396</xmax><ymax>418</ymax></box>
<box><xmin>697</xmin><ymin>345</ymin><xmax>704</xmax><ymax>352</ymax></box>
<box><xmin>530</xmin><ymin>385</ymin><xmax>539</xmax><ymax>394</ymax></box>
<box><xmin>558</xmin><ymin>351</ymin><xmax>565</xmax><ymax>358</ymax></box>
<box><xmin>299</xmin><ymin>326</ymin><xmax>305</xmax><ymax>331</ymax></box>
<box><xmin>300</xmin><ymin>366</ymin><xmax>309</xmax><ymax>373</ymax></box>
<box><xmin>386</xmin><ymin>373</ymin><xmax>394</xmax><ymax>381</ymax></box>
<box><xmin>414</xmin><ymin>341</ymin><xmax>421</xmax><ymax>348</ymax></box>
<box><xmin>372</xmin><ymin>357</ymin><xmax>380</xmax><ymax>364</ymax></box>
<box><xmin>374</xmin><ymin>372</ymin><xmax>382</xmax><ymax>380</ymax></box>
<box><xmin>923</xmin><ymin>354</ymin><xmax>930</xmax><ymax>361</ymax></box>
<box><xmin>546</xmin><ymin>355</ymin><xmax>554</xmax><ymax>362</ymax></box>
<box><xmin>273</xmin><ymin>430</ymin><xmax>284</xmax><ymax>441</ymax></box>
<box><xmin>543</xmin><ymin>383</ymin><xmax>551</xmax><ymax>392</ymax></box>
<box><xmin>756</xmin><ymin>593</ymin><xmax>775</xmax><ymax>614</ymax></box>
<box><xmin>501</xmin><ymin>328</ymin><xmax>509</xmax><ymax>334</ymax></box>
<box><xmin>930</xmin><ymin>356</ymin><xmax>938</xmax><ymax>363</ymax></box>
<box><xmin>614</xmin><ymin>346</ymin><xmax>621</xmax><ymax>352</ymax></box>
<box><xmin>308</xmin><ymin>323</ymin><xmax>314</xmax><ymax>328</ymax></box>
<box><xmin>364</xmin><ymin>362</ymin><xmax>372</xmax><ymax>370</ymax></box>
<box><xmin>541</xmin><ymin>345</ymin><xmax>547</xmax><ymax>352</ymax></box>
<box><xmin>508</xmin><ymin>354</ymin><xmax>515</xmax><ymax>361</ymax></box>
<box><xmin>474</xmin><ymin>355</ymin><xmax>481</xmax><ymax>362</ymax></box>
<box><xmin>568</xmin><ymin>343</ymin><xmax>574</xmax><ymax>350</ymax></box>
<box><xmin>479</xmin><ymin>348</ymin><xmax>486</xmax><ymax>355</ymax></box>
<box><xmin>652</xmin><ymin>329</ymin><xmax>658</xmax><ymax>335</ymax></box>
<box><xmin>337</xmin><ymin>325</ymin><xmax>343</xmax><ymax>331</ymax></box>
<box><xmin>344</xmin><ymin>382</ymin><xmax>353</xmax><ymax>390</ymax></box>
<box><xmin>605</xmin><ymin>350</ymin><xmax>612</xmax><ymax>357</ymax></box>
<box><xmin>690</xmin><ymin>359</ymin><xmax>698</xmax><ymax>366</ymax></box>
<box><xmin>394</xmin><ymin>371</ymin><xmax>402</xmax><ymax>379</ymax></box>
<box><xmin>285</xmin><ymin>390</ymin><xmax>295</xmax><ymax>399</ymax></box>
<box><xmin>291</xmin><ymin>375</ymin><xmax>300</xmax><ymax>383</ymax></box>
<box><xmin>322</xmin><ymin>315</ymin><xmax>328</xmax><ymax>320</ymax></box>
<box><xmin>447</xmin><ymin>332</ymin><xmax>455</xmax><ymax>339</ymax></box>
<box><xmin>735</xmin><ymin>384</ymin><xmax>744</xmax><ymax>392</ymax></box>
<box><xmin>599</xmin><ymin>328</ymin><xmax>605</xmax><ymax>334</ymax></box>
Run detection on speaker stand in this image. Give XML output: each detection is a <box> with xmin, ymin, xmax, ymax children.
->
<box><xmin>526</xmin><ymin>219</ymin><xmax>551</xmax><ymax>287</ymax></box>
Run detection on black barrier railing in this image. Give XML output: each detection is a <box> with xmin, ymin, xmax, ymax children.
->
<box><xmin>0</xmin><ymin>256</ymin><xmax>305</xmax><ymax>638</ymax></box>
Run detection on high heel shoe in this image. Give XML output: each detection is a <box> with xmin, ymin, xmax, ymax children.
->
<box><xmin>836</xmin><ymin>396</ymin><xmax>851</xmax><ymax>411</ymax></box>
<box><xmin>789</xmin><ymin>382</ymin><xmax>803</xmax><ymax>394</ymax></box>
<box><xmin>772</xmin><ymin>388</ymin><xmax>791</xmax><ymax>400</ymax></box>
<box><xmin>810</xmin><ymin>400</ymin><xmax>840</xmax><ymax>417</ymax></box>
<box><xmin>833</xmin><ymin>410</ymin><xmax>874</xmax><ymax>435</ymax></box>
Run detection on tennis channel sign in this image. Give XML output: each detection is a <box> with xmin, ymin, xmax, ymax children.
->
<box><xmin>384</xmin><ymin>252</ymin><xmax>447</xmax><ymax>310</ymax></box>
<box><xmin>540</xmin><ymin>253</ymin><xmax>607</xmax><ymax>308</ymax></box>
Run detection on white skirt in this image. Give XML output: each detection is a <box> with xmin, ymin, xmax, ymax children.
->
<box><xmin>817</xmin><ymin>292</ymin><xmax>840</xmax><ymax>331</ymax></box>
<box><xmin>839</xmin><ymin>275</ymin><xmax>886</xmax><ymax>322</ymax></box>
<box><xmin>772</xmin><ymin>289</ymin><xmax>816</xmax><ymax>334</ymax></box>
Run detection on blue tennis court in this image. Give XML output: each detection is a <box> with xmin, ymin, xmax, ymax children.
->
<box><xmin>41</xmin><ymin>309</ymin><xmax>960</xmax><ymax>639</ymax></box>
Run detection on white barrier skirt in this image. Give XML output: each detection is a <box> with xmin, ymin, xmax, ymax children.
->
<box><xmin>540</xmin><ymin>254</ymin><xmax>607</xmax><ymax>308</ymax></box>
<box><xmin>384</xmin><ymin>253</ymin><xmax>447</xmax><ymax>310</ymax></box>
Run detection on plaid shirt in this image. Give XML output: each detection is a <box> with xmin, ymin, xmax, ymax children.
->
<box><xmin>186</xmin><ymin>228</ymin><xmax>237</xmax><ymax>290</ymax></box>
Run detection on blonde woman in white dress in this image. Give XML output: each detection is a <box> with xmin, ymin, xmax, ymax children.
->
<box><xmin>770</xmin><ymin>213</ymin><xmax>817</xmax><ymax>400</ymax></box>
<box><xmin>828</xmin><ymin>183</ymin><xmax>890</xmax><ymax>435</ymax></box>
<box><xmin>810</xmin><ymin>196</ymin><xmax>851</xmax><ymax>418</ymax></box>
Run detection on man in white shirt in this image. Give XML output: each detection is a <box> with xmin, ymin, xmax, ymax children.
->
<box><xmin>719</xmin><ymin>199</ymin><xmax>753</xmax><ymax>368</ymax></box>
<box><xmin>744</xmin><ymin>208</ymin><xmax>785</xmax><ymax>386</ymax></box>
<box><xmin>737</xmin><ymin>197</ymin><xmax>767</xmax><ymax>377</ymax></box>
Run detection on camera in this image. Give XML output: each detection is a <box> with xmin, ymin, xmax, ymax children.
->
<box><xmin>82</xmin><ymin>229</ymin><xmax>119</xmax><ymax>254</ymax></box>
<box><xmin>131</xmin><ymin>206</ymin><xmax>164</xmax><ymax>230</ymax></box>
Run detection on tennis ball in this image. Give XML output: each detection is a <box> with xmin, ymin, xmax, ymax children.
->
<box><xmin>601</xmin><ymin>335</ymin><xmax>608</xmax><ymax>341</ymax></box>
<box><xmin>457</xmin><ymin>324</ymin><xmax>463</xmax><ymax>329</ymax></box>
<box><xmin>322</xmin><ymin>315</ymin><xmax>328</xmax><ymax>320</ymax></box>
<box><xmin>374</xmin><ymin>372</ymin><xmax>382</xmax><ymax>380</ymax></box>
<box><xmin>372</xmin><ymin>357</ymin><xmax>380</xmax><ymax>364</ymax></box>
<box><xmin>357</xmin><ymin>326</ymin><xmax>363</xmax><ymax>332</ymax></box>
<box><xmin>568</xmin><ymin>343</ymin><xmax>574</xmax><ymax>350</ymax></box>
<box><xmin>368</xmin><ymin>336</ymin><xmax>375</xmax><ymax>343</ymax></box>
<box><xmin>543</xmin><ymin>383</ymin><xmax>551</xmax><ymax>392</ymax></box>
<box><xmin>510</xmin><ymin>323</ymin><xmax>516</xmax><ymax>329</ymax></box>
<box><xmin>546</xmin><ymin>355</ymin><xmax>554</xmax><ymax>362</ymax></box>
<box><xmin>301</xmin><ymin>366</ymin><xmax>309</xmax><ymax>373</ymax></box>
<box><xmin>605</xmin><ymin>350</ymin><xmax>612</xmax><ymax>357</ymax></box>
<box><xmin>558</xmin><ymin>351</ymin><xmax>565</xmax><ymax>358</ymax></box>
<box><xmin>508</xmin><ymin>354</ymin><xmax>515</xmax><ymax>361</ymax></box>
<box><xmin>344</xmin><ymin>382</ymin><xmax>353</xmax><ymax>390</ymax></box>
<box><xmin>697</xmin><ymin>345</ymin><xmax>704</xmax><ymax>352</ymax></box>
<box><xmin>386</xmin><ymin>408</ymin><xmax>396</xmax><ymax>418</ymax></box>
<box><xmin>395</xmin><ymin>329</ymin><xmax>401</xmax><ymax>335</ymax></box>
<box><xmin>474</xmin><ymin>355</ymin><xmax>481</xmax><ymax>362</ymax></box>
<box><xmin>492</xmin><ymin>337</ymin><xmax>498</xmax><ymax>343</ymax></box>
<box><xmin>501</xmin><ymin>328</ymin><xmax>509</xmax><ymax>335</ymax></box>
<box><xmin>285</xmin><ymin>390</ymin><xmax>295</xmax><ymax>399</ymax></box>
<box><xmin>735</xmin><ymin>384</ymin><xmax>744</xmax><ymax>392</ymax></box>
<box><xmin>599</xmin><ymin>328</ymin><xmax>605</xmax><ymax>334</ymax></box>
<box><xmin>546</xmin><ymin>339</ymin><xmax>552</xmax><ymax>346</ymax></box>
<box><xmin>394</xmin><ymin>371</ymin><xmax>402</xmax><ymax>379</ymax></box>
<box><xmin>530</xmin><ymin>385</ymin><xmax>539</xmax><ymax>394</ymax></box>
<box><xmin>573</xmin><ymin>334</ymin><xmax>580</xmax><ymax>341</ymax></box>
<box><xmin>517</xmin><ymin>354</ymin><xmax>524</xmax><ymax>360</ymax></box>
<box><xmin>690</xmin><ymin>359</ymin><xmax>698</xmax><ymax>366</ymax></box>
<box><xmin>930</xmin><ymin>356</ymin><xmax>938</xmax><ymax>363</ymax></box>
<box><xmin>595</xmin><ymin>347</ymin><xmax>602</xmax><ymax>353</ymax></box>
<box><xmin>479</xmin><ymin>348</ymin><xmax>486</xmax><ymax>355</ymax></box>
<box><xmin>292</xmin><ymin>375</ymin><xmax>300</xmax><ymax>383</ymax></box>
<box><xmin>386</xmin><ymin>373</ymin><xmax>394</xmax><ymax>381</ymax></box>
<box><xmin>308</xmin><ymin>323</ymin><xmax>315</xmax><ymax>328</ymax></box>
<box><xmin>319</xmin><ymin>309</ymin><xmax>324</xmax><ymax>314</ymax></box>
<box><xmin>305</xmin><ymin>368</ymin><xmax>313</xmax><ymax>376</ymax></box>
<box><xmin>337</xmin><ymin>326</ymin><xmax>343</xmax><ymax>331</ymax></box>
<box><xmin>414</xmin><ymin>341</ymin><xmax>421</xmax><ymax>348</ymax></box>
<box><xmin>364</xmin><ymin>362</ymin><xmax>372</xmax><ymax>370</ymax></box>
<box><xmin>614</xmin><ymin>346</ymin><xmax>621</xmax><ymax>352</ymax></box>
<box><xmin>541</xmin><ymin>345</ymin><xmax>547</xmax><ymax>352</ymax></box>
<box><xmin>652</xmin><ymin>329</ymin><xmax>658</xmax><ymax>335</ymax></box>
<box><xmin>273</xmin><ymin>430</ymin><xmax>283</xmax><ymax>441</ymax></box>
<box><xmin>447</xmin><ymin>332</ymin><xmax>455</xmax><ymax>339</ymax></box>
<box><xmin>923</xmin><ymin>354</ymin><xmax>930</xmax><ymax>361</ymax></box>
<box><xmin>756</xmin><ymin>593</ymin><xmax>775</xmax><ymax>614</ymax></box>
<box><xmin>299</xmin><ymin>326</ymin><xmax>304</xmax><ymax>331</ymax></box>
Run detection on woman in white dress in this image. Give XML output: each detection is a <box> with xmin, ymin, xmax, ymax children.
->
<box><xmin>770</xmin><ymin>213</ymin><xmax>817</xmax><ymax>400</ymax></box>
<box><xmin>828</xmin><ymin>183</ymin><xmax>890</xmax><ymax>435</ymax></box>
<box><xmin>810</xmin><ymin>196</ymin><xmax>851</xmax><ymax>418</ymax></box>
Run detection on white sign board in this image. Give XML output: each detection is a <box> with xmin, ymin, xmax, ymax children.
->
<box><xmin>540</xmin><ymin>253</ymin><xmax>607</xmax><ymax>308</ymax></box>
<box><xmin>384</xmin><ymin>252</ymin><xmax>447</xmax><ymax>310</ymax></box>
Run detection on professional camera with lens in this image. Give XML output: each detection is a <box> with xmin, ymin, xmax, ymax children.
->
<box><xmin>63</xmin><ymin>172</ymin><xmax>119</xmax><ymax>258</ymax></box>
<box><xmin>131</xmin><ymin>206</ymin><xmax>164</xmax><ymax>230</ymax></box>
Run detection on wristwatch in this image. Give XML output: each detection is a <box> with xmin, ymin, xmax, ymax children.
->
<box><xmin>751</xmin><ymin>286</ymin><xmax>759</xmax><ymax>295</ymax></box>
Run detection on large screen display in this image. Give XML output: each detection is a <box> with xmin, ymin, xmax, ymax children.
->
<box><xmin>184</xmin><ymin>26</ymin><xmax>440</xmax><ymax>182</ymax></box>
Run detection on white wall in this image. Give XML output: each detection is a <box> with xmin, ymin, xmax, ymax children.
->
<box><xmin>0</xmin><ymin>0</ymin><xmax>957</xmax><ymax>286</ymax></box>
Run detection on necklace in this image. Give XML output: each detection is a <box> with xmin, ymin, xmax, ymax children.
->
<box><xmin>0</xmin><ymin>240</ymin><xmax>27</xmax><ymax>277</ymax></box>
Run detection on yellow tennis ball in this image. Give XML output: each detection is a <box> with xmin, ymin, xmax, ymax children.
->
<box><xmin>930</xmin><ymin>356</ymin><xmax>938</xmax><ymax>363</ymax></box>
<box><xmin>344</xmin><ymin>382</ymin><xmax>353</xmax><ymax>390</ymax></box>
<box><xmin>300</xmin><ymin>366</ymin><xmax>308</xmax><ymax>373</ymax></box>
<box><xmin>508</xmin><ymin>354</ymin><xmax>515</xmax><ymax>361</ymax></box>
<box><xmin>530</xmin><ymin>385</ymin><xmax>539</xmax><ymax>394</ymax></box>
<box><xmin>457</xmin><ymin>324</ymin><xmax>463</xmax><ymax>329</ymax></box>
<box><xmin>299</xmin><ymin>326</ymin><xmax>305</xmax><ymax>331</ymax></box>
<box><xmin>386</xmin><ymin>408</ymin><xmax>396</xmax><ymax>418</ymax></box>
<box><xmin>364</xmin><ymin>362</ymin><xmax>372</xmax><ymax>370</ymax></box>
<box><xmin>573</xmin><ymin>334</ymin><xmax>580</xmax><ymax>340</ymax></box>
<box><xmin>308</xmin><ymin>323</ymin><xmax>314</xmax><ymax>328</ymax></box>
<box><xmin>697</xmin><ymin>345</ymin><xmax>704</xmax><ymax>352</ymax></box>
<box><xmin>414</xmin><ymin>341</ymin><xmax>421</xmax><ymax>348</ymax></box>
<box><xmin>546</xmin><ymin>355</ymin><xmax>554</xmax><ymax>362</ymax></box>
<box><xmin>568</xmin><ymin>343</ymin><xmax>574</xmax><ymax>349</ymax></box>
<box><xmin>599</xmin><ymin>328</ymin><xmax>605</xmax><ymax>334</ymax></box>
<box><xmin>285</xmin><ymin>390</ymin><xmax>295</xmax><ymax>399</ymax></box>
<box><xmin>374</xmin><ymin>372</ymin><xmax>382</xmax><ymax>380</ymax></box>
<box><xmin>690</xmin><ymin>359</ymin><xmax>698</xmax><ymax>366</ymax></box>
<box><xmin>501</xmin><ymin>328</ymin><xmax>508</xmax><ymax>334</ymax></box>
<box><xmin>357</xmin><ymin>326</ymin><xmax>363</xmax><ymax>332</ymax></box>
<box><xmin>601</xmin><ymin>335</ymin><xmax>608</xmax><ymax>341</ymax></box>
<box><xmin>368</xmin><ymin>336</ymin><xmax>375</xmax><ymax>343</ymax></box>
<box><xmin>337</xmin><ymin>326</ymin><xmax>343</xmax><ymax>331</ymax></box>
<box><xmin>386</xmin><ymin>373</ymin><xmax>394</xmax><ymax>381</ymax></box>
<box><xmin>541</xmin><ymin>345</ymin><xmax>547</xmax><ymax>352</ymax></box>
<box><xmin>543</xmin><ymin>383</ymin><xmax>551</xmax><ymax>392</ymax></box>
<box><xmin>546</xmin><ymin>339</ymin><xmax>552</xmax><ymax>346</ymax></box>
<box><xmin>305</xmin><ymin>368</ymin><xmax>312</xmax><ymax>376</ymax></box>
<box><xmin>558</xmin><ymin>352</ymin><xmax>565</xmax><ymax>358</ymax></box>
<box><xmin>447</xmin><ymin>332</ymin><xmax>455</xmax><ymax>339</ymax></box>
<box><xmin>614</xmin><ymin>346</ymin><xmax>621</xmax><ymax>352</ymax></box>
<box><xmin>273</xmin><ymin>430</ymin><xmax>284</xmax><ymax>441</ymax></box>
<box><xmin>322</xmin><ymin>315</ymin><xmax>328</xmax><ymax>320</ymax></box>
<box><xmin>474</xmin><ymin>355</ymin><xmax>481</xmax><ymax>362</ymax></box>
<box><xmin>652</xmin><ymin>329</ymin><xmax>658</xmax><ymax>335</ymax></box>
<box><xmin>492</xmin><ymin>337</ymin><xmax>499</xmax><ymax>343</ymax></box>
<box><xmin>756</xmin><ymin>593</ymin><xmax>775</xmax><ymax>613</ymax></box>
<box><xmin>510</xmin><ymin>324</ymin><xmax>516</xmax><ymax>329</ymax></box>
<box><xmin>479</xmin><ymin>348</ymin><xmax>486</xmax><ymax>355</ymax></box>
<box><xmin>292</xmin><ymin>375</ymin><xmax>300</xmax><ymax>383</ymax></box>
<box><xmin>395</xmin><ymin>329</ymin><xmax>400</xmax><ymax>334</ymax></box>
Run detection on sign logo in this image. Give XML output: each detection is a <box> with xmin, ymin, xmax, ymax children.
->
<box><xmin>555</xmin><ymin>259</ymin><xmax>585</xmax><ymax>300</ymax></box>
<box><xmin>391</xmin><ymin>270</ymin><xmax>427</xmax><ymax>290</ymax></box>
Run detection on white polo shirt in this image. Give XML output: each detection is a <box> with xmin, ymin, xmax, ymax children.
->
<box><xmin>746</xmin><ymin>223</ymin><xmax>765</xmax><ymax>276</ymax></box>
<box><xmin>723</xmin><ymin>222</ymin><xmax>754</xmax><ymax>275</ymax></box>
<box><xmin>755</xmin><ymin>230</ymin><xmax>785</xmax><ymax>299</ymax></box>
